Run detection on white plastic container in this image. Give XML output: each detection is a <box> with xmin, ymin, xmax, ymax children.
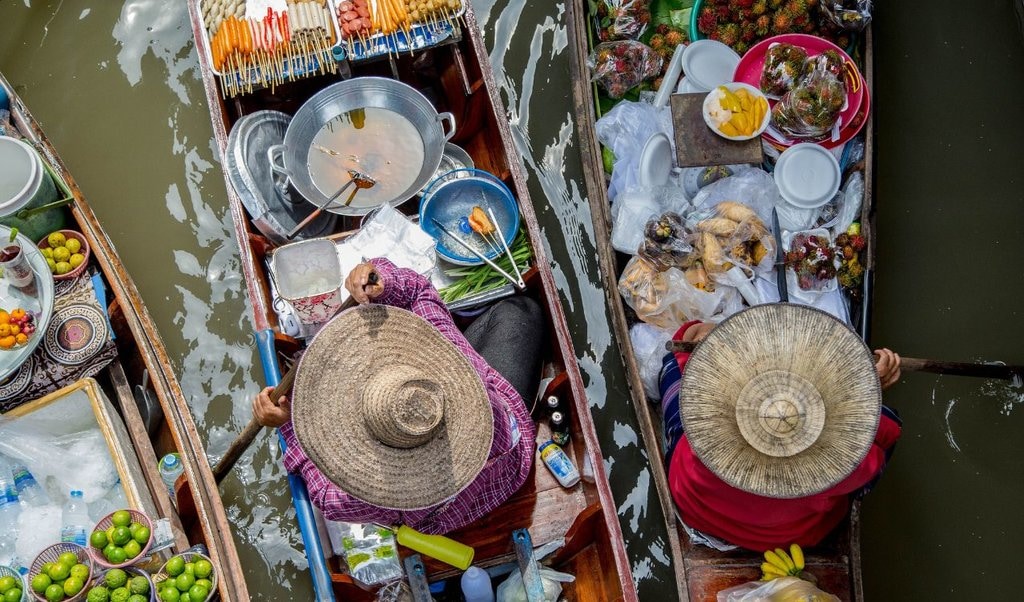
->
<box><xmin>60</xmin><ymin>490</ymin><xmax>89</xmax><ymax>546</ymax></box>
<box><xmin>680</xmin><ymin>40</ymin><xmax>742</xmax><ymax>92</ymax></box>
<box><xmin>0</xmin><ymin>136</ymin><xmax>62</xmax><ymax>241</ymax></box>
<box><xmin>270</xmin><ymin>238</ymin><xmax>343</xmax><ymax>324</ymax></box>
<box><xmin>461</xmin><ymin>566</ymin><xmax>495</xmax><ymax>602</ymax></box>
<box><xmin>538</xmin><ymin>441</ymin><xmax>581</xmax><ymax>488</ymax></box>
<box><xmin>773</xmin><ymin>143</ymin><xmax>842</xmax><ymax>210</ymax></box>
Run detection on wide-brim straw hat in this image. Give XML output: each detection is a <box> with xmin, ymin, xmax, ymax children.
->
<box><xmin>291</xmin><ymin>304</ymin><xmax>493</xmax><ymax>510</ymax></box>
<box><xmin>680</xmin><ymin>304</ymin><xmax>881</xmax><ymax>498</ymax></box>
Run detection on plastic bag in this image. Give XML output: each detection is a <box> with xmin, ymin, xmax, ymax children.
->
<box><xmin>638</xmin><ymin>212</ymin><xmax>692</xmax><ymax>269</ymax></box>
<box><xmin>335</xmin><ymin>523</ymin><xmax>402</xmax><ymax>587</ymax></box>
<box><xmin>594</xmin><ymin>0</ymin><xmax>651</xmax><ymax>42</ymax></box>
<box><xmin>829</xmin><ymin>171</ymin><xmax>863</xmax><ymax>237</ymax></box>
<box><xmin>770</xmin><ymin>55</ymin><xmax>847</xmax><ymax>140</ymax></box>
<box><xmin>759</xmin><ymin>43</ymin><xmax>808</xmax><ymax>97</ymax></box>
<box><xmin>717</xmin><ymin>576</ymin><xmax>840</xmax><ymax>602</ymax></box>
<box><xmin>610</xmin><ymin>187</ymin><xmax>689</xmax><ymax>255</ymax></box>
<box><xmin>782</xmin><ymin>229</ymin><xmax>838</xmax><ymax>295</ymax></box>
<box><xmin>630</xmin><ymin>322</ymin><xmax>677</xmax><ymax>399</ymax></box>
<box><xmin>595</xmin><ymin>100</ymin><xmax>673</xmax><ymax>201</ymax></box>
<box><xmin>588</xmin><ymin>40</ymin><xmax>663</xmax><ymax>99</ymax></box>
<box><xmin>619</xmin><ymin>257</ymin><xmax>741</xmax><ymax>327</ymax></box>
<box><xmin>822</xmin><ymin>0</ymin><xmax>873</xmax><ymax>32</ymax></box>
<box><xmin>495</xmin><ymin>566</ymin><xmax>575</xmax><ymax>602</ymax></box>
<box><xmin>691</xmin><ymin>170</ymin><xmax>781</xmax><ymax>227</ymax></box>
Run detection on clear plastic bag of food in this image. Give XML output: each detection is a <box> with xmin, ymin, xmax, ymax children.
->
<box><xmin>770</xmin><ymin>57</ymin><xmax>847</xmax><ymax>140</ymax></box>
<box><xmin>588</xmin><ymin>40</ymin><xmax>664</xmax><ymax>99</ymax></box>
<box><xmin>759</xmin><ymin>43</ymin><xmax>808</xmax><ymax>97</ymax></box>
<box><xmin>783</xmin><ymin>229</ymin><xmax>838</xmax><ymax>293</ymax></box>
<box><xmin>638</xmin><ymin>212</ymin><xmax>693</xmax><ymax>270</ymax></box>
<box><xmin>822</xmin><ymin>0</ymin><xmax>873</xmax><ymax>32</ymax></box>
<box><xmin>336</xmin><ymin>523</ymin><xmax>402</xmax><ymax>587</ymax></box>
<box><xmin>717</xmin><ymin>576</ymin><xmax>840</xmax><ymax>602</ymax></box>
<box><xmin>619</xmin><ymin>256</ymin><xmax>741</xmax><ymax>327</ymax></box>
<box><xmin>594</xmin><ymin>0</ymin><xmax>652</xmax><ymax>42</ymax></box>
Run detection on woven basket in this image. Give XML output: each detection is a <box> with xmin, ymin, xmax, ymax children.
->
<box><xmin>88</xmin><ymin>510</ymin><xmax>154</xmax><ymax>569</ymax></box>
<box><xmin>28</xmin><ymin>543</ymin><xmax>92</xmax><ymax>602</ymax></box>
<box><xmin>90</xmin><ymin>566</ymin><xmax>156</xmax><ymax>602</ymax></box>
<box><xmin>152</xmin><ymin>552</ymin><xmax>217</xmax><ymax>602</ymax></box>
<box><xmin>0</xmin><ymin>565</ymin><xmax>27</xmax><ymax>602</ymax></box>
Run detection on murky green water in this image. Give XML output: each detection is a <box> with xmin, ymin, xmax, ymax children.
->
<box><xmin>3</xmin><ymin>0</ymin><xmax>1023</xmax><ymax>599</ymax></box>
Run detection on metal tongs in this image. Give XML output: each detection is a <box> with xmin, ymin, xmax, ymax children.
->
<box><xmin>287</xmin><ymin>169</ymin><xmax>375</xmax><ymax>240</ymax></box>
<box><xmin>431</xmin><ymin>218</ymin><xmax>525</xmax><ymax>290</ymax></box>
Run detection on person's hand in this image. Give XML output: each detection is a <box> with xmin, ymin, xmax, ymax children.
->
<box><xmin>683</xmin><ymin>321</ymin><xmax>716</xmax><ymax>344</ymax></box>
<box><xmin>873</xmin><ymin>348</ymin><xmax>901</xmax><ymax>390</ymax></box>
<box><xmin>253</xmin><ymin>386</ymin><xmax>291</xmax><ymax>428</ymax></box>
<box><xmin>345</xmin><ymin>262</ymin><xmax>384</xmax><ymax>304</ymax></box>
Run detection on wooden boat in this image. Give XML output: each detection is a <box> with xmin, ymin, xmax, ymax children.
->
<box><xmin>0</xmin><ymin>74</ymin><xmax>249</xmax><ymax>599</ymax></box>
<box><xmin>565</xmin><ymin>3</ymin><xmax>877</xmax><ymax>600</ymax></box>
<box><xmin>185</xmin><ymin>1</ymin><xmax>637</xmax><ymax>599</ymax></box>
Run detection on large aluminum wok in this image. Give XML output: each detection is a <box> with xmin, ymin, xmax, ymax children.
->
<box><xmin>267</xmin><ymin>77</ymin><xmax>455</xmax><ymax>216</ymax></box>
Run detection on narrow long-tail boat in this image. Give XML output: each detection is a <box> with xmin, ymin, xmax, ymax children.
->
<box><xmin>565</xmin><ymin>2</ymin><xmax>877</xmax><ymax>599</ymax></box>
<box><xmin>0</xmin><ymin>73</ymin><xmax>249</xmax><ymax>599</ymax></box>
<box><xmin>186</xmin><ymin>1</ymin><xmax>637</xmax><ymax>599</ymax></box>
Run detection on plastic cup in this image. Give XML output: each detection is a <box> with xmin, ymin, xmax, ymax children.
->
<box><xmin>0</xmin><ymin>240</ymin><xmax>33</xmax><ymax>286</ymax></box>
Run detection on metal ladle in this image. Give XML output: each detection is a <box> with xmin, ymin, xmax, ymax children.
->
<box><xmin>286</xmin><ymin>169</ymin><xmax>375</xmax><ymax>240</ymax></box>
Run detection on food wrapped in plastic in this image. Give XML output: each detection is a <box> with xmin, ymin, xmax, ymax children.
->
<box><xmin>822</xmin><ymin>0</ymin><xmax>873</xmax><ymax>32</ymax></box>
<box><xmin>638</xmin><ymin>212</ymin><xmax>692</xmax><ymax>270</ymax></box>
<box><xmin>588</xmin><ymin>40</ymin><xmax>664</xmax><ymax>99</ymax></box>
<box><xmin>759</xmin><ymin>43</ymin><xmax>808</xmax><ymax>96</ymax></box>
<box><xmin>784</xmin><ymin>230</ymin><xmax>838</xmax><ymax>291</ymax></box>
<box><xmin>717</xmin><ymin>576</ymin><xmax>841</xmax><ymax>602</ymax></box>
<box><xmin>692</xmin><ymin>201</ymin><xmax>774</xmax><ymax>277</ymax></box>
<box><xmin>770</xmin><ymin>58</ymin><xmax>847</xmax><ymax>140</ymax></box>
<box><xmin>594</xmin><ymin>0</ymin><xmax>652</xmax><ymax>42</ymax></box>
<box><xmin>336</xmin><ymin>523</ymin><xmax>402</xmax><ymax>587</ymax></box>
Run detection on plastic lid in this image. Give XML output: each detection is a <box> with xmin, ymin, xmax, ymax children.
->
<box><xmin>0</xmin><ymin>137</ymin><xmax>40</xmax><ymax>214</ymax></box>
<box><xmin>638</xmin><ymin>133</ymin><xmax>672</xmax><ymax>189</ymax></box>
<box><xmin>773</xmin><ymin>143</ymin><xmax>842</xmax><ymax>209</ymax></box>
<box><xmin>681</xmin><ymin>40</ymin><xmax>741</xmax><ymax>92</ymax></box>
<box><xmin>162</xmin><ymin>453</ymin><xmax>182</xmax><ymax>468</ymax></box>
<box><xmin>70</xmin><ymin>490</ymin><xmax>83</xmax><ymax>498</ymax></box>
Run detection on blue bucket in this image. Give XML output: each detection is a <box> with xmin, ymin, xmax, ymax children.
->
<box><xmin>419</xmin><ymin>169</ymin><xmax>520</xmax><ymax>266</ymax></box>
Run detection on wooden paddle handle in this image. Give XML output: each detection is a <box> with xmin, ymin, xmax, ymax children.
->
<box><xmin>899</xmin><ymin>357</ymin><xmax>1019</xmax><ymax>381</ymax></box>
<box><xmin>665</xmin><ymin>341</ymin><xmax>697</xmax><ymax>353</ymax></box>
<box><xmin>213</xmin><ymin>364</ymin><xmax>297</xmax><ymax>483</ymax></box>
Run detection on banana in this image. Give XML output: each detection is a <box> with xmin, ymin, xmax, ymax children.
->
<box><xmin>790</xmin><ymin>543</ymin><xmax>805</xmax><ymax>571</ymax></box>
<box><xmin>775</xmin><ymin>548</ymin><xmax>797</xmax><ymax>573</ymax></box>
<box><xmin>763</xmin><ymin>549</ymin><xmax>790</xmax><ymax>574</ymax></box>
<box><xmin>760</xmin><ymin>562</ymin><xmax>786</xmax><ymax>580</ymax></box>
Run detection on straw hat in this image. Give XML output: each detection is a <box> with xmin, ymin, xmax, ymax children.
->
<box><xmin>291</xmin><ymin>305</ymin><xmax>493</xmax><ymax>510</ymax></box>
<box><xmin>679</xmin><ymin>304</ymin><xmax>881</xmax><ymax>498</ymax></box>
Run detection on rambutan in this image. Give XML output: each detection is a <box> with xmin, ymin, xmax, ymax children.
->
<box><xmin>649</xmin><ymin>34</ymin><xmax>666</xmax><ymax>51</ymax></box>
<box><xmin>656</xmin><ymin>24</ymin><xmax>670</xmax><ymax>35</ymax></box>
<box><xmin>806</xmin><ymin>0</ymin><xmax>819</xmax><ymax>7</ymax></box>
<box><xmin>784</xmin><ymin>0</ymin><xmax>807</xmax><ymax>17</ymax></box>
<box><xmin>772</xmin><ymin>11</ymin><xmax>794</xmax><ymax>33</ymax></box>
<box><xmin>735</xmin><ymin>40</ymin><xmax>749</xmax><ymax>54</ymax></box>
<box><xmin>737</xmin><ymin>0</ymin><xmax>755</xmax><ymax>8</ymax></box>
<box><xmin>752</xmin><ymin>0</ymin><xmax>768</xmax><ymax>15</ymax></box>
<box><xmin>720</xmin><ymin>23</ymin><xmax>741</xmax><ymax>46</ymax></box>
<box><xmin>716</xmin><ymin>5</ymin><xmax>732</xmax><ymax>19</ymax></box>
<box><xmin>698</xmin><ymin>9</ymin><xmax>718</xmax><ymax>34</ymax></box>
<box><xmin>741</xmin><ymin>22</ymin><xmax>757</xmax><ymax>42</ymax></box>
<box><xmin>665</xmin><ymin>30</ymin><xmax>685</xmax><ymax>46</ymax></box>
<box><xmin>769</xmin><ymin>0</ymin><xmax>784</xmax><ymax>9</ymax></box>
<box><xmin>755</xmin><ymin>14</ymin><xmax>771</xmax><ymax>35</ymax></box>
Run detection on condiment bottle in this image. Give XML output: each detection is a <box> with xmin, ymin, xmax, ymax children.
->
<box><xmin>538</xmin><ymin>441</ymin><xmax>580</xmax><ymax>488</ymax></box>
<box><xmin>549</xmin><ymin>411</ymin><xmax>570</xmax><ymax>447</ymax></box>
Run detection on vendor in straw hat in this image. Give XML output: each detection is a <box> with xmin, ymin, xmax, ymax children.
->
<box><xmin>658</xmin><ymin>304</ymin><xmax>903</xmax><ymax>551</ymax></box>
<box><xmin>252</xmin><ymin>258</ymin><xmax>544</xmax><ymax>534</ymax></box>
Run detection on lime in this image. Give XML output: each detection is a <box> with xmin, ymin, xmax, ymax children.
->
<box><xmin>105</xmin><ymin>568</ymin><xmax>128</xmax><ymax>590</ymax></box>
<box><xmin>55</xmin><ymin>261</ymin><xmax>71</xmax><ymax>275</ymax></box>
<box><xmin>45</xmin><ymin>583</ymin><xmax>65</xmax><ymax>602</ymax></box>
<box><xmin>91</xmin><ymin>530</ymin><xmax>109</xmax><ymax>550</ymax></box>
<box><xmin>178</xmin><ymin>593</ymin><xmax>191</xmax><ymax>602</ymax></box>
<box><xmin>159</xmin><ymin>587</ymin><xmax>179</xmax><ymax>602</ymax></box>
<box><xmin>40</xmin><ymin>246</ymin><xmax>53</xmax><ymax>259</ymax></box>
<box><xmin>4</xmin><ymin>588</ymin><xmax>22</xmax><ymax>602</ymax></box>
<box><xmin>47</xmin><ymin>232</ymin><xmax>67</xmax><ymax>248</ymax></box>
<box><xmin>109</xmin><ymin>588</ymin><xmax>130</xmax><ymax>602</ymax></box>
<box><xmin>131</xmin><ymin>526</ymin><xmax>150</xmax><ymax>546</ymax></box>
<box><xmin>111</xmin><ymin>510</ymin><xmax>132</xmax><ymax>528</ymax></box>
<box><xmin>52</xmin><ymin>247</ymin><xmax>70</xmax><ymax>263</ymax></box>
<box><xmin>65</xmin><ymin>238</ymin><xmax>81</xmax><ymax>254</ymax></box>
<box><xmin>40</xmin><ymin>562</ymin><xmax>55</xmax><ymax>576</ymax></box>
<box><xmin>123</xmin><ymin>539</ymin><xmax>142</xmax><ymax>559</ymax></box>
<box><xmin>58</xmin><ymin>551</ymin><xmax>78</xmax><ymax>567</ymax></box>
<box><xmin>193</xmin><ymin>579</ymin><xmax>211</xmax><ymax>591</ymax></box>
<box><xmin>192</xmin><ymin>559</ymin><xmax>212</xmax><ymax>579</ymax></box>
<box><xmin>111</xmin><ymin>526</ymin><xmax>132</xmax><ymax>546</ymax></box>
<box><xmin>165</xmin><ymin>556</ymin><xmax>185</xmax><ymax>578</ymax></box>
<box><xmin>128</xmin><ymin>576</ymin><xmax>149</xmax><ymax>595</ymax></box>
<box><xmin>174</xmin><ymin>573</ymin><xmax>194</xmax><ymax>592</ymax></box>
<box><xmin>32</xmin><ymin>573</ymin><xmax>53</xmax><ymax>594</ymax></box>
<box><xmin>188</xmin><ymin>584</ymin><xmax>209</xmax><ymax>601</ymax></box>
<box><xmin>183</xmin><ymin>563</ymin><xmax>194</xmax><ymax>577</ymax></box>
<box><xmin>128</xmin><ymin>595</ymin><xmax>147</xmax><ymax>602</ymax></box>
<box><xmin>87</xmin><ymin>585</ymin><xmax>110</xmax><ymax>602</ymax></box>
<box><xmin>106</xmin><ymin>547</ymin><xmax>128</xmax><ymax>565</ymax></box>
<box><xmin>69</xmin><ymin>253</ymin><xmax>85</xmax><ymax>269</ymax></box>
<box><xmin>0</xmin><ymin>577</ymin><xmax>14</xmax><ymax>593</ymax></box>
<box><xmin>71</xmin><ymin>564</ymin><xmax>90</xmax><ymax>581</ymax></box>
<box><xmin>47</xmin><ymin>562</ymin><xmax>70</xmax><ymax>582</ymax></box>
<box><xmin>63</xmin><ymin>576</ymin><xmax>84</xmax><ymax>597</ymax></box>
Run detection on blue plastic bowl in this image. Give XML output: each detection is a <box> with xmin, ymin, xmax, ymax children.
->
<box><xmin>419</xmin><ymin>169</ymin><xmax>520</xmax><ymax>266</ymax></box>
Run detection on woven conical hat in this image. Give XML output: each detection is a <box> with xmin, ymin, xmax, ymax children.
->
<box><xmin>679</xmin><ymin>304</ymin><xmax>881</xmax><ymax>498</ymax></box>
<box><xmin>291</xmin><ymin>304</ymin><xmax>493</xmax><ymax>510</ymax></box>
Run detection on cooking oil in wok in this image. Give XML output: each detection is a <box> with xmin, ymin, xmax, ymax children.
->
<box><xmin>308</xmin><ymin>108</ymin><xmax>425</xmax><ymax>209</ymax></box>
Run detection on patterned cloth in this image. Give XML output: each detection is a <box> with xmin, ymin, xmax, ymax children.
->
<box><xmin>0</xmin><ymin>272</ymin><xmax>117</xmax><ymax>412</ymax></box>
<box><xmin>280</xmin><ymin>258</ymin><xmax>537</xmax><ymax>534</ymax></box>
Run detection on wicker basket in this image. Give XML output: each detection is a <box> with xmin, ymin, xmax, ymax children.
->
<box><xmin>152</xmin><ymin>552</ymin><xmax>217</xmax><ymax>602</ymax></box>
<box><xmin>90</xmin><ymin>566</ymin><xmax>156</xmax><ymax>602</ymax></box>
<box><xmin>0</xmin><ymin>565</ymin><xmax>27</xmax><ymax>602</ymax></box>
<box><xmin>28</xmin><ymin>543</ymin><xmax>92</xmax><ymax>602</ymax></box>
<box><xmin>88</xmin><ymin>509</ymin><xmax>154</xmax><ymax>569</ymax></box>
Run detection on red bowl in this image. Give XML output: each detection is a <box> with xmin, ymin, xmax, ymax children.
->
<box><xmin>37</xmin><ymin>229</ymin><xmax>91</xmax><ymax>281</ymax></box>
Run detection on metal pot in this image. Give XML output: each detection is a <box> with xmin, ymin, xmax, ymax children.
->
<box><xmin>267</xmin><ymin>77</ymin><xmax>455</xmax><ymax>216</ymax></box>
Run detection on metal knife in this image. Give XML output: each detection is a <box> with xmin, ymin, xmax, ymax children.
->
<box><xmin>772</xmin><ymin>207</ymin><xmax>789</xmax><ymax>303</ymax></box>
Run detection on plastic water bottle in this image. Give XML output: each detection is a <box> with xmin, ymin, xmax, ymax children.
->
<box><xmin>159</xmin><ymin>453</ymin><xmax>184</xmax><ymax>499</ymax></box>
<box><xmin>60</xmin><ymin>491</ymin><xmax>89</xmax><ymax>546</ymax></box>
<box><xmin>0</xmin><ymin>460</ymin><xmax>23</xmax><ymax>571</ymax></box>
<box><xmin>11</xmin><ymin>462</ymin><xmax>49</xmax><ymax>507</ymax></box>
<box><xmin>460</xmin><ymin>566</ymin><xmax>494</xmax><ymax>602</ymax></box>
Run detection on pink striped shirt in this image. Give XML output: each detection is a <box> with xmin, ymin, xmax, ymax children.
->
<box><xmin>279</xmin><ymin>258</ymin><xmax>536</xmax><ymax>534</ymax></box>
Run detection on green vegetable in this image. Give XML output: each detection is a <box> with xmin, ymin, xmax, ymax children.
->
<box><xmin>438</xmin><ymin>229</ymin><xmax>532</xmax><ymax>304</ymax></box>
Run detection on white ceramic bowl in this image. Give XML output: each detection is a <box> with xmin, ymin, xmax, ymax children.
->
<box><xmin>702</xmin><ymin>82</ymin><xmax>771</xmax><ymax>141</ymax></box>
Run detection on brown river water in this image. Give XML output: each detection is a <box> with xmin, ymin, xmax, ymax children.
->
<box><xmin>2</xmin><ymin>0</ymin><xmax>1023</xmax><ymax>599</ymax></box>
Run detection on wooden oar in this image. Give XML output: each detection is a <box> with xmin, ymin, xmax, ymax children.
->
<box><xmin>664</xmin><ymin>341</ymin><xmax>1023</xmax><ymax>381</ymax></box>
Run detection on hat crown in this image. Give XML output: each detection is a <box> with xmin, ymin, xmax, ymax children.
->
<box><xmin>363</xmin><ymin>366</ymin><xmax>445</xmax><ymax>449</ymax></box>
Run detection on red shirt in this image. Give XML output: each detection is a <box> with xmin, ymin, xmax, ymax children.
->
<box><xmin>667</xmin><ymin>323</ymin><xmax>902</xmax><ymax>551</ymax></box>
